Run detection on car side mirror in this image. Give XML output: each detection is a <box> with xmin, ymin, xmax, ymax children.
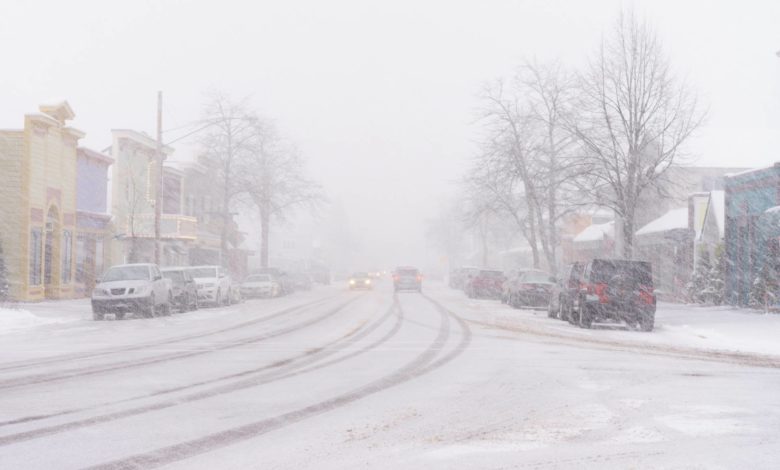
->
<box><xmin>154</xmin><ymin>275</ymin><xmax>162</xmax><ymax>281</ymax></box>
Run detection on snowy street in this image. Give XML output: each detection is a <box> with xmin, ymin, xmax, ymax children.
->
<box><xmin>1</xmin><ymin>282</ymin><xmax>779</xmax><ymax>469</ymax></box>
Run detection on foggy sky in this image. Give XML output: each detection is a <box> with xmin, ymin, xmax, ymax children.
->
<box><xmin>2</xmin><ymin>0</ymin><xmax>780</xmax><ymax>269</ymax></box>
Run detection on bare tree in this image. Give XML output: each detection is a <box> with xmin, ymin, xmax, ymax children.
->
<box><xmin>571</xmin><ymin>9</ymin><xmax>703</xmax><ymax>258</ymax></box>
<box><xmin>518</xmin><ymin>60</ymin><xmax>581</xmax><ymax>271</ymax></box>
<box><xmin>239</xmin><ymin>120</ymin><xmax>324</xmax><ymax>268</ymax></box>
<box><xmin>471</xmin><ymin>79</ymin><xmax>547</xmax><ymax>268</ymax></box>
<box><xmin>199</xmin><ymin>92</ymin><xmax>259</xmax><ymax>266</ymax></box>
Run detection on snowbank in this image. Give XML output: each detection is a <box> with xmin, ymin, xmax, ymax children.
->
<box><xmin>0</xmin><ymin>306</ymin><xmax>73</xmax><ymax>334</ymax></box>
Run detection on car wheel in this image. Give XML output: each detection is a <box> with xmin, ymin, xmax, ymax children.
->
<box><xmin>192</xmin><ymin>293</ymin><xmax>199</xmax><ymax>311</ymax></box>
<box><xmin>579</xmin><ymin>305</ymin><xmax>593</xmax><ymax>329</ymax></box>
<box><xmin>215</xmin><ymin>291</ymin><xmax>222</xmax><ymax>307</ymax></box>
<box><xmin>547</xmin><ymin>300</ymin><xmax>557</xmax><ymax>318</ymax></box>
<box><xmin>115</xmin><ymin>312</ymin><xmax>125</xmax><ymax>320</ymax></box>
<box><xmin>144</xmin><ymin>294</ymin><xmax>156</xmax><ymax>318</ymax></box>
<box><xmin>161</xmin><ymin>293</ymin><xmax>172</xmax><ymax>316</ymax></box>
<box><xmin>92</xmin><ymin>311</ymin><xmax>104</xmax><ymax>321</ymax></box>
<box><xmin>639</xmin><ymin>312</ymin><xmax>655</xmax><ymax>332</ymax></box>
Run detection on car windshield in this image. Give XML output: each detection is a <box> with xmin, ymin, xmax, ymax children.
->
<box><xmin>246</xmin><ymin>275</ymin><xmax>271</xmax><ymax>282</ymax></box>
<box><xmin>397</xmin><ymin>269</ymin><xmax>418</xmax><ymax>276</ymax></box>
<box><xmin>522</xmin><ymin>271</ymin><xmax>553</xmax><ymax>283</ymax></box>
<box><xmin>101</xmin><ymin>266</ymin><xmax>149</xmax><ymax>282</ymax></box>
<box><xmin>162</xmin><ymin>271</ymin><xmax>184</xmax><ymax>282</ymax></box>
<box><xmin>480</xmin><ymin>270</ymin><xmax>503</xmax><ymax>278</ymax></box>
<box><xmin>187</xmin><ymin>267</ymin><xmax>217</xmax><ymax>278</ymax></box>
<box><xmin>352</xmin><ymin>272</ymin><xmax>369</xmax><ymax>278</ymax></box>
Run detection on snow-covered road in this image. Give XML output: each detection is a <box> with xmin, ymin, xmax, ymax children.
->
<box><xmin>1</xmin><ymin>282</ymin><xmax>779</xmax><ymax>469</ymax></box>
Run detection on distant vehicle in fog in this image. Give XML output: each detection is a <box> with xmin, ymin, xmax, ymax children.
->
<box><xmin>349</xmin><ymin>272</ymin><xmax>373</xmax><ymax>290</ymax></box>
<box><xmin>393</xmin><ymin>266</ymin><xmax>422</xmax><ymax>292</ymax></box>
<box><xmin>253</xmin><ymin>267</ymin><xmax>296</xmax><ymax>295</ymax></box>
<box><xmin>291</xmin><ymin>272</ymin><xmax>314</xmax><ymax>291</ymax></box>
<box><xmin>449</xmin><ymin>266</ymin><xmax>478</xmax><ymax>290</ymax></box>
<box><xmin>91</xmin><ymin>263</ymin><xmax>172</xmax><ymax>320</ymax></box>
<box><xmin>161</xmin><ymin>267</ymin><xmax>199</xmax><ymax>312</ymax></box>
<box><xmin>465</xmin><ymin>269</ymin><xmax>505</xmax><ymax>299</ymax></box>
<box><xmin>240</xmin><ymin>274</ymin><xmax>280</xmax><ymax>298</ymax></box>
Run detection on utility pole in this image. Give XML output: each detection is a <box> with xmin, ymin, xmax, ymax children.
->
<box><xmin>154</xmin><ymin>91</ymin><xmax>163</xmax><ymax>265</ymax></box>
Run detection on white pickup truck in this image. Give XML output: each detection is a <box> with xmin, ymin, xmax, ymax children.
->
<box><xmin>91</xmin><ymin>263</ymin><xmax>173</xmax><ymax>320</ymax></box>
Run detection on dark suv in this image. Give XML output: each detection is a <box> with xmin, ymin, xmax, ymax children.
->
<box><xmin>577</xmin><ymin>259</ymin><xmax>656</xmax><ymax>331</ymax></box>
<box><xmin>394</xmin><ymin>267</ymin><xmax>422</xmax><ymax>292</ymax></box>
<box><xmin>548</xmin><ymin>262</ymin><xmax>584</xmax><ymax>321</ymax></box>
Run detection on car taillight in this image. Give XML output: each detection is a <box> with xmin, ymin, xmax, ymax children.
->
<box><xmin>639</xmin><ymin>288</ymin><xmax>655</xmax><ymax>305</ymax></box>
<box><xmin>594</xmin><ymin>283</ymin><xmax>608</xmax><ymax>303</ymax></box>
<box><xmin>416</xmin><ymin>275</ymin><xmax>422</xmax><ymax>282</ymax></box>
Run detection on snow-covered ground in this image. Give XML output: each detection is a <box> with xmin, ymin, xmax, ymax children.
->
<box><xmin>0</xmin><ymin>282</ymin><xmax>779</xmax><ymax>469</ymax></box>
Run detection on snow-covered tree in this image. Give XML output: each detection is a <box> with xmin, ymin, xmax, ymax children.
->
<box><xmin>704</xmin><ymin>244</ymin><xmax>726</xmax><ymax>305</ymax></box>
<box><xmin>748</xmin><ymin>260</ymin><xmax>779</xmax><ymax>311</ymax></box>
<box><xmin>687</xmin><ymin>246</ymin><xmax>711</xmax><ymax>304</ymax></box>
<box><xmin>0</xmin><ymin>238</ymin><xmax>8</xmax><ymax>302</ymax></box>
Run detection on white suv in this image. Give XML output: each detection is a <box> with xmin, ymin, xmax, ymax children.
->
<box><xmin>91</xmin><ymin>263</ymin><xmax>172</xmax><ymax>320</ymax></box>
<box><xmin>186</xmin><ymin>265</ymin><xmax>233</xmax><ymax>306</ymax></box>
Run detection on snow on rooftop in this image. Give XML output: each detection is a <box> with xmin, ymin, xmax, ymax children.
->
<box><xmin>636</xmin><ymin>208</ymin><xmax>688</xmax><ymax>236</ymax></box>
<box><xmin>710</xmin><ymin>190</ymin><xmax>725</xmax><ymax>238</ymax></box>
<box><xmin>724</xmin><ymin>164</ymin><xmax>777</xmax><ymax>179</ymax></box>
<box><xmin>573</xmin><ymin>220</ymin><xmax>614</xmax><ymax>243</ymax></box>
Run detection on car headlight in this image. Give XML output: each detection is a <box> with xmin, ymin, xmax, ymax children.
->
<box><xmin>365</xmin><ymin>279</ymin><xmax>371</xmax><ymax>284</ymax></box>
<box><xmin>135</xmin><ymin>285</ymin><xmax>151</xmax><ymax>295</ymax></box>
<box><xmin>92</xmin><ymin>288</ymin><xmax>109</xmax><ymax>297</ymax></box>
<box><xmin>349</xmin><ymin>280</ymin><xmax>355</xmax><ymax>285</ymax></box>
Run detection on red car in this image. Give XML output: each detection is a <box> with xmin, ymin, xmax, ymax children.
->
<box><xmin>465</xmin><ymin>269</ymin><xmax>505</xmax><ymax>299</ymax></box>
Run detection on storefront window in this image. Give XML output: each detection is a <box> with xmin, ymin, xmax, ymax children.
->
<box><xmin>61</xmin><ymin>230</ymin><xmax>72</xmax><ymax>283</ymax></box>
<box><xmin>29</xmin><ymin>228</ymin><xmax>42</xmax><ymax>285</ymax></box>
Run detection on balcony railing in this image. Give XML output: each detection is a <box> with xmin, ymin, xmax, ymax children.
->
<box><xmin>126</xmin><ymin>213</ymin><xmax>198</xmax><ymax>240</ymax></box>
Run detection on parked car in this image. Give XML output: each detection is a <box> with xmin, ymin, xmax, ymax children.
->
<box><xmin>253</xmin><ymin>267</ymin><xmax>296</xmax><ymax>295</ymax></box>
<box><xmin>465</xmin><ymin>269</ymin><xmax>505</xmax><ymax>299</ymax></box>
<box><xmin>500</xmin><ymin>269</ymin><xmax>529</xmax><ymax>304</ymax></box>
<box><xmin>393</xmin><ymin>266</ymin><xmax>422</xmax><ymax>292</ymax></box>
<box><xmin>161</xmin><ymin>267</ymin><xmax>199</xmax><ymax>312</ymax></box>
<box><xmin>91</xmin><ymin>263</ymin><xmax>172</xmax><ymax>320</ymax></box>
<box><xmin>507</xmin><ymin>269</ymin><xmax>556</xmax><ymax>309</ymax></box>
<box><xmin>349</xmin><ymin>272</ymin><xmax>373</xmax><ymax>290</ymax></box>
<box><xmin>576</xmin><ymin>259</ymin><xmax>656</xmax><ymax>331</ymax></box>
<box><xmin>451</xmin><ymin>266</ymin><xmax>479</xmax><ymax>291</ymax></box>
<box><xmin>291</xmin><ymin>272</ymin><xmax>314</xmax><ymax>291</ymax></box>
<box><xmin>240</xmin><ymin>274</ymin><xmax>280</xmax><ymax>298</ymax></box>
<box><xmin>186</xmin><ymin>265</ymin><xmax>233</xmax><ymax>306</ymax></box>
<box><xmin>548</xmin><ymin>262</ymin><xmax>584</xmax><ymax>321</ymax></box>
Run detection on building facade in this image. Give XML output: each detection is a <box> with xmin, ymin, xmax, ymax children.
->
<box><xmin>108</xmin><ymin>129</ymin><xmax>197</xmax><ymax>266</ymax></box>
<box><xmin>724</xmin><ymin>165</ymin><xmax>780</xmax><ymax>306</ymax></box>
<box><xmin>0</xmin><ymin>102</ymin><xmax>84</xmax><ymax>300</ymax></box>
<box><xmin>74</xmin><ymin>147</ymin><xmax>114</xmax><ymax>296</ymax></box>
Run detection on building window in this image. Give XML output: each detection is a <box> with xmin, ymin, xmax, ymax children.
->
<box><xmin>61</xmin><ymin>230</ymin><xmax>72</xmax><ymax>284</ymax></box>
<box><xmin>76</xmin><ymin>234</ymin><xmax>88</xmax><ymax>283</ymax></box>
<box><xmin>29</xmin><ymin>228</ymin><xmax>42</xmax><ymax>285</ymax></box>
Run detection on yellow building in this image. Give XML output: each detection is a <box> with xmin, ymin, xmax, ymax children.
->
<box><xmin>0</xmin><ymin>102</ymin><xmax>84</xmax><ymax>301</ymax></box>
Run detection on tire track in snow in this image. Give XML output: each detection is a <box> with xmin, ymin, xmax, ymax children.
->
<box><xmin>0</xmin><ymin>295</ymin><xmax>338</xmax><ymax>373</ymax></box>
<box><xmin>79</xmin><ymin>293</ymin><xmax>470</xmax><ymax>470</ymax></box>
<box><xmin>0</xmin><ymin>296</ymin><xmax>361</xmax><ymax>390</ymax></box>
<box><xmin>0</xmin><ymin>293</ymin><xmax>400</xmax><ymax>432</ymax></box>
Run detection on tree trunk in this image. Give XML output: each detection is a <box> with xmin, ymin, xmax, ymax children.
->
<box><xmin>622</xmin><ymin>212</ymin><xmax>635</xmax><ymax>259</ymax></box>
<box><xmin>260</xmin><ymin>204</ymin><xmax>270</xmax><ymax>268</ymax></box>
